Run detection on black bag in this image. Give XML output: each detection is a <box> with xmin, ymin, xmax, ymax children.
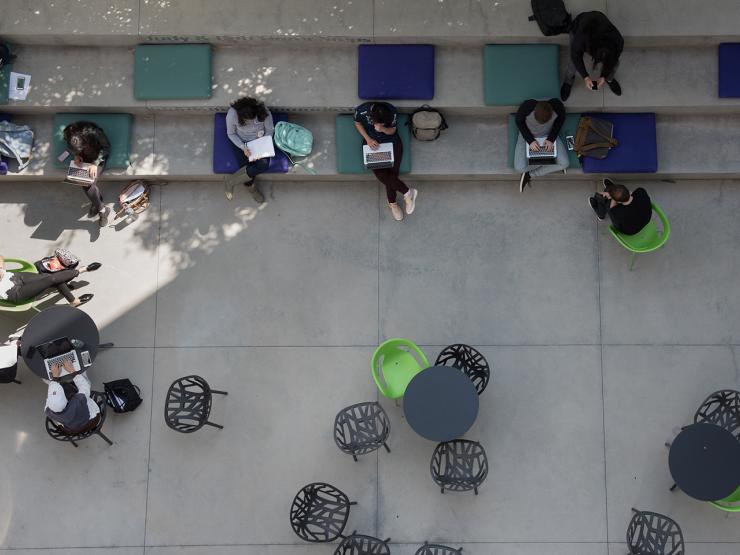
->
<box><xmin>0</xmin><ymin>42</ymin><xmax>16</xmax><ymax>71</ymax></box>
<box><xmin>104</xmin><ymin>379</ymin><xmax>143</xmax><ymax>413</ymax></box>
<box><xmin>528</xmin><ymin>0</ymin><xmax>572</xmax><ymax>36</ymax></box>
<box><xmin>408</xmin><ymin>105</ymin><xmax>448</xmax><ymax>141</ymax></box>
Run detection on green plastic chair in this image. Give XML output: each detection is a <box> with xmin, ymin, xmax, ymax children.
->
<box><xmin>710</xmin><ymin>484</ymin><xmax>740</xmax><ymax>513</ymax></box>
<box><xmin>0</xmin><ymin>258</ymin><xmax>41</xmax><ymax>312</ymax></box>
<box><xmin>609</xmin><ymin>202</ymin><xmax>671</xmax><ymax>270</ymax></box>
<box><xmin>371</xmin><ymin>338</ymin><xmax>429</xmax><ymax>400</ymax></box>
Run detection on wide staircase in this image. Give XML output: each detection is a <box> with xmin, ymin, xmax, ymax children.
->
<box><xmin>1</xmin><ymin>0</ymin><xmax>740</xmax><ymax>183</ymax></box>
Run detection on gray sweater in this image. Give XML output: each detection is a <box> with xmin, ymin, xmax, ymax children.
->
<box><xmin>226</xmin><ymin>107</ymin><xmax>274</xmax><ymax>149</ymax></box>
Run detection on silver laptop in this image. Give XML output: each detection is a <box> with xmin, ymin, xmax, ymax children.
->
<box><xmin>526</xmin><ymin>137</ymin><xmax>558</xmax><ymax>164</ymax></box>
<box><xmin>65</xmin><ymin>160</ymin><xmax>97</xmax><ymax>185</ymax></box>
<box><xmin>37</xmin><ymin>337</ymin><xmax>83</xmax><ymax>379</ymax></box>
<box><xmin>363</xmin><ymin>143</ymin><xmax>394</xmax><ymax>170</ymax></box>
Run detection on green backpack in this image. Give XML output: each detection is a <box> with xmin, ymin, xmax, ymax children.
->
<box><xmin>273</xmin><ymin>121</ymin><xmax>313</xmax><ymax>165</ymax></box>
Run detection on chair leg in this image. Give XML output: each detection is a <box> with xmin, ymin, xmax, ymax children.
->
<box><xmin>629</xmin><ymin>252</ymin><xmax>637</xmax><ymax>271</ymax></box>
<box><xmin>98</xmin><ymin>342</ymin><xmax>115</xmax><ymax>349</ymax></box>
<box><xmin>349</xmin><ymin>501</ymin><xmax>358</xmax><ymax>506</ymax></box>
<box><xmin>474</xmin><ymin>486</ymin><xmax>479</xmax><ymax>495</ymax></box>
<box><xmin>13</xmin><ymin>379</ymin><xmax>21</xmax><ymax>384</ymax></box>
<box><xmin>97</xmin><ymin>431</ymin><xmax>113</xmax><ymax>446</ymax></box>
<box><xmin>669</xmin><ymin>483</ymin><xmax>678</xmax><ymax>492</ymax></box>
<box><xmin>204</xmin><ymin>421</ymin><xmax>224</xmax><ymax>430</ymax></box>
<box><xmin>383</xmin><ymin>442</ymin><xmax>391</xmax><ymax>453</ymax></box>
<box><xmin>440</xmin><ymin>487</ymin><xmax>445</xmax><ymax>494</ymax></box>
<box><xmin>352</xmin><ymin>453</ymin><xmax>358</xmax><ymax>462</ymax></box>
<box><xmin>210</xmin><ymin>389</ymin><xmax>228</xmax><ymax>395</ymax></box>
<box><xmin>70</xmin><ymin>439</ymin><xmax>79</xmax><ymax>448</ymax></box>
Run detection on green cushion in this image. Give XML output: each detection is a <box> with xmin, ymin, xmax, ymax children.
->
<box><xmin>0</xmin><ymin>63</ymin><xmax>11</xmax><ymax>105</ymax></box>
<box><xmin>507</xmin><ymin>112</ymin><xmax>582</xmax><ymax>169</ymax></box>
<box><xmin>134</xmin><ymin>44</ymin><xmax>212</xmax><ymax>100</ymax></box>
<box><xmin>335</xmin><ymin>114</ymin><xmax>411</xmax><ymax>174</ymax></box>
<box><xmin>484</xmin><ymin>44</ymin><xmax>560</xmax><ymax>106</ymax></box>
<box><xmin>52</xmin><ymin>113</ymin><xmax>133</xmax><ymax>169</ymax></box>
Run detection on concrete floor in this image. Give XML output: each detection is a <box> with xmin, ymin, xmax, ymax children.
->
<box><xmin>0</xmin><ymin>179</ymin><xmax>739</xmax><ymax>554</ymax></box>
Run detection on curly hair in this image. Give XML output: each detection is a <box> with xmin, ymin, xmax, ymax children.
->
<box><xmin>62</xmin><ymin>121</ymin><xmax>103</xmax><ymax>163</ymax></box>
<box><xmin>230</xmin><ymin>97</ymin><xmax>268</xmax><ymax>126</ymax></box>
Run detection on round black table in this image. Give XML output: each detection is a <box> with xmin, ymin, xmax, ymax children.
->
<box><xmin>403</xmin><ymin>365</ymin><xmax>479</xmax><ymax>442</ymax></box>
<box><xmin>22</xmin><ymin>306</ymin><xmax>100</xmax><ymax>379</ymax></box>
<box><xmin>668</xmin><ymin>422</ymin><xmax>740</xmax><ymax>501</ymax></box>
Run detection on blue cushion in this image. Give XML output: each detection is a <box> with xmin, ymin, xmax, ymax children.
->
<box><xmin>212</xmin><ymin>112</ymin><xmax>290</xmax><ymax>174</ymax></box>
<box><xmin>582</xmin><ymin>113</ymin><xmax>657</xmax><ymax>173</ymax></box>
<box><xmin>719</xmin><ymin>43</ymin><xmax>740</xmax><ymax>98</ymax></box>
<box><xmin>0</xmin><ymin>113</ymin><xmax>10</xmax><ymax>122</ymax></box>
<box><xmin>358</xmin><ymin>44</ymin><xmax>435</xmax><ymax>100</ymax></box>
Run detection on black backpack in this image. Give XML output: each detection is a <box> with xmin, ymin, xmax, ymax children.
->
<box><xmin>0</xmin><ymin>42</ymin><xmax>16</xmax><ymax>70</ymax></box>
<box><xmin>104</xmin><ymin>379</ymin><xmax>143</xmax><ymax>413</ymax></box>
<box><xmin>528</xmin><ymin>0</ymin><xmax>572</xmax><ymax>36</ymax></box>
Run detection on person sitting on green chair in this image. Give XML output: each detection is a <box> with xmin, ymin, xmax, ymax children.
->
<box><xmin>0</xmin><ymin>255</ymin><xmax>100</xmax><ymax>307</ymax></box>
<box><xmin>589</xmin><ymin>179</ymin><xmax>652</xmax><ymax>235</ymax></box>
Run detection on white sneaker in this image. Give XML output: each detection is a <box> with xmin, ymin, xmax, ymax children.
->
<box><xmin>404</xmin><ymin>188</ymin><xmax>418</xmax><ymax>215</ymax></box>
<box><xmin>389</xmin><ymin>202</ymin><xmax>404</xmax><ymax>221</ymax></box>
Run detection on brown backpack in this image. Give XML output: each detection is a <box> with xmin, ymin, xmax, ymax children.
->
<box><xmin>574</xmin><ymin>116</ymin><xmax>618</xmax><ymax>159</ymax></box>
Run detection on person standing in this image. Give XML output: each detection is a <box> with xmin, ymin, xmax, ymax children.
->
<box><xmin>515</xmin><ymin>98</ymin><xmax>569</xmax><ymax>192</ymax></box>
<box><xmin>224</xmin><ymin>97</ymin><xmax>274</xmax><ymax>203</ymax></box>
<box><xmin>63</xmin><ymin>121</ymin><xmax>111</xmax><ymax>226</ymax></box>
<box><xmin>353</xmin><ymin>102</ymin><xmax>418</xmax><ymax>221</ymax></box>
<box><xmin>561</xmin><ymin>11</ymin><xmax>624</xmax><ymax>101</ymax></box>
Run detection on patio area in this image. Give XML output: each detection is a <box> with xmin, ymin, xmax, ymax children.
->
<box><xmin>0</xmin><ymin>178</ymin><xmax>739</xmax><ymax>554</ymax></box>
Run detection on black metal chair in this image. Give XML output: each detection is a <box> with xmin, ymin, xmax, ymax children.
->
<box><xmin>334</xmin><ymin>401</ymin><xmax>391</xmax><ymax>461</ymax></box>
<box><xmin>290</xmin><ymin>482</ymin><xmax>355</xmax><ymax>543</ymax></box>
<box><xmin>430</xmin><ymin>439</ymin><xmax>488</xmax><ymax>495</ymax></box>
<box><xmin>415</xmin><ymin>542</ymin><xmax>462</xmax><ymax>555</ymax></box>
<box><xmin>334</xmin><ymin>533</ymin><xmax>391</xmax><ymax>555</ymax></box>
<box><xmin>626</xmin><ymin>508</ymin><xmax>685</xmax><ymax>555</ymax></box>
<box><xmin>45</xmin><ymin>391</ymin><xmax>112</xmax><ymax>447</ymax></box>
<box><xmin>694</xmin><ymin>389</ymin><xmax>740</xmax><ymax>437</ymax></box>
<box><xmin>164</xmin><ymin>375</ymin><xmax>228</xmax><ymax>433</ymax></box>
<box><xmin>435</xmin><ymin>344</ymin><xmax>490</xmax><ymax>395</ymax></box>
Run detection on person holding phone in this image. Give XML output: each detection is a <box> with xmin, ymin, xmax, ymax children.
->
<box><xmin>514</xmin><ymin>98</ymin><xmax>569</xmax><ymax>192</ymax></box>
<box><xmin>589</xmin><ymin>179</ymin><xmax>652</xmax><ymax>235</ymax></box>
<box><xmin>353</xmin><ymin>101</ymin><xmax>418</xmax><ymax>221</ymax></box>
<box><xmin>224</xmin><ymin>96</ymin><xmax>274</xmax><ymax>203</ymax></box>
<box><xmin>62</xmin><ymin>121</ymin><xmax>111</xmax><ymax>226</ymax></box>
<box><xmin>560</xmin><ymin>11</ymin><xmax>624</xmax><ymax>101</ymax></box>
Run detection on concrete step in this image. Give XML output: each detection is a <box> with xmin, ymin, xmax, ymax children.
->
<box><xmin>2</xmin><ymin>44</ymin><xmax>738</xmax><ymax>115</ymax></box>
<box><xmin>5</xmin><ymin>111</ymin><xmax>740</xmax><ymax>181</ymax></box>
<box><xmin>2</xmin><ymin>0</ymin><xmax>738</xmax><ymax>46</ymax></box>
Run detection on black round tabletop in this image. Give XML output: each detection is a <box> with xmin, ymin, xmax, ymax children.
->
<box><xmin>403</xmin><ymin>365</ymin><xmax>479</xmax><ymax>442</ymax></box>
<box><xmin>22</xmin><ymin>306</ymin><xmax>99</xmax><ymax>378</ymax></box>
<box><xmin>668</xmin><ymin>423</ymin><xmax>740</xmax><ymax>501</ymax></box>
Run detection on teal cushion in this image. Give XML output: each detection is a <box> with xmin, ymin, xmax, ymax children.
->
<box><xmin>0</xmin><ymin>63</ymin><xmax>11</xmax><ymax>105</ymax></box>
<box><xmin>134</xmin><ymin>44</ymin><xmax>212</xmax><ymax>100</ymax></box>
<box><xmin>336</xmin><ymin>114</ymin><xmax>411</xmax><ymax>174</ymax></box>
<box><xmin>507</xmin><ymin>112</ymin><xmax>582</xmax><ymax>169</ymax></box>
<box><xmin>484</xmin><ymin>45</ymin><xmax>560</xmax><ymax>106</ymax></box>
<box><xmin>52</xmin><ymin>113</ymin><xmax>133</xmax><ymax>169</ymax></box>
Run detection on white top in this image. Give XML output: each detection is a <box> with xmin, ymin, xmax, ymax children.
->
<box><xmin>0</xmin><ymin>270</ymin><xmax>14</xmax><ymax>300</ymax></box>
<box><xmin>0</xmin><ymin>344</ymin><xmax>17</xmax><ymax>368</ymax></box>
<box><xmin>45</xmin><ymin>371</ymin><xmax>100</xmax><ymax>419</ymax></box>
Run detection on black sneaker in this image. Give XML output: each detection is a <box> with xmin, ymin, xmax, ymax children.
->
<box><xmin>589</xmin><ymin>195</ymin><xmax>608</xmax><ymax>220</ymax></box>
<box><xmin>519</xmin><ymin>171</ymin><xmax>531</xmax><ymax>193</ymax></box>
<box><xmin>560</xmin><ymin>82</ymin><xmax>572</xmax><ymax>102</ymax></box>
<box><xmin>606</xmin><ymin>79</ymin><xmax>622</xmax><ymax>96</ymax></box>
<box><xmin>602</xmin><ymin>178</ymin><xmax>615</xmax><ymax>191</ymax></box>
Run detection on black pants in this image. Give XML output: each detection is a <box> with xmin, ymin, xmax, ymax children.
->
<box><xmin>82</xmin><ymin>161</ymin><xmax>106</xmax><ymax>214</ymax></box>
<box><xmin>235</xmin><ymin>150</ymin><xmax>271</xmax><ymax>179</ymax></box>
<box><xmin>372</xmin><ymin>140</ymin><xmax>409</xmax><ymax>203</ymax></box>
<box><xmin>5</xmin><ymin>269</ymin><xmax>78</xmax><ymax>303</ymax></box>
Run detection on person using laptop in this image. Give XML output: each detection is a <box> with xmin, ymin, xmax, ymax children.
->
<box><xmin>45</xmin><ymin>358</ymin><xmax>100</xmax><ymax>435</ymax></box>
<box><xmin>0</xmin><ymin>255</ymin><xmax>100</xmax><ymax>307</ymax></box>
<box><xmin>560</xmin><ymin>10</ymin><xmax>624</xmax><ymax>101</ymax></box>
<box><xmin>515</xmin><ymin>98</ymin><xmax>569</xmax><ymax>192</ymax></box>
<box><xmin>63</xmin><ymin>121</ymin><xmax>111</xmax><ymax>226</ymax></box>
<box><xmin>353</xmin><ymin>102</ymin><xmax>418</xmax><ymax>221</ymax></box>
<box><xmin>589</xmin><ymin>179</ymin><xmax>652</xmax><ymax>235</ymax></box>
<box><xmin>224</xmin><ymin>96</ymin><xmax>274</xmax><ymax>203</ymax></box>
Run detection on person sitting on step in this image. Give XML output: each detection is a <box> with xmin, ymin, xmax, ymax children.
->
<box><xmin>353</xmin><ymin>101</ymin><xmax>418</xmax><ymax>222</ymax></box>
<box><xmin>0</xmin><ymin>255</ymin><xmax>100</xmax><ymax>307</ymax></box>
<box><xmin>515</xmin><ymin>98</ymin><xmax>569</xmax><ymax>192</ymax></box>
<box><xmin>589</xmin><ymin>179</ymin><xmax>652</xmax><ymax>235</ymax></box>
<box><xmin>45</xmin><ymin>358</ymin><xmax>101</xmax><ymax>434</ymax></box>
<box><xmin>224</xmin><ymin>96</ymin><xmax>274</xmax><ymax>203</ymax></box>
<box><xmin>63</xmin><ymin>121</ymin><xmax>112</xmax><ymax>226</ymax></box>
<box><xmin>561</xmin><ymin>10</ymin><xmax>624</xmax><ymax>101</ymax></box>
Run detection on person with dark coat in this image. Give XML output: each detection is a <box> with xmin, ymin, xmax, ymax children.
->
<box><xmin>561</xmin><ymin>11</ymin><xmax>624</xmax><ymax>101</ymax></box>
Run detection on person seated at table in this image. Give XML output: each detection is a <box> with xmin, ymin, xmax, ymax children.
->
<box><xmin>589</xmin><ymin>179</ymin><xmax>652</xmax><ymax>235</ymax></box>
<box><xmin>63</xmin><ymin>121</ymin><xmax>112</xmax><ymax>226</ymax></box>
<box><xmin>0</xmin><ymin>255</ymin><xmax>100</xmax><ymax>306</ymax></box>
<box><xmin>45</xmin><ymin>358</ymin><xmax>100</xmax><ymax>434</ymax></box>
<box><xmin>224</xmin><ymin>96</ymin><xmax>274</xmax><ymax>203</ymax></box>
<box><xmin>515</xmin><ymin>98</ymin><xmax>569</xmax><ymax>193</ymax></box>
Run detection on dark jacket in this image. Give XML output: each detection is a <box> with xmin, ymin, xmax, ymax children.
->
<box><xmin>515</xmin><ymin>98</ymin><xmax>566</xmax><ymax>145</ymax></box>
<box><xmin>569</xmin><ymin>11</ymin><xmax>624</xmax><ymax>79</ymax></box>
